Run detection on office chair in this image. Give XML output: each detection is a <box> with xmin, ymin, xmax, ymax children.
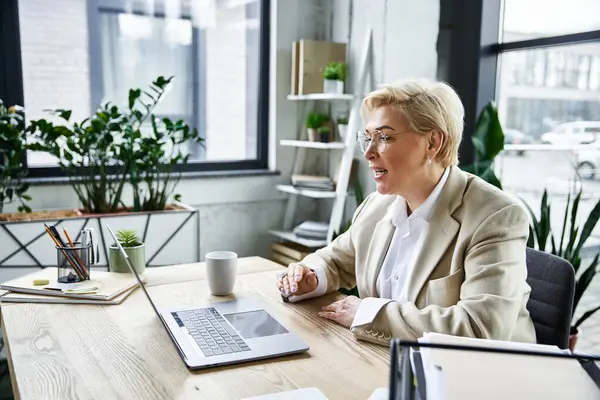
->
<box><xmin>525</xmin><ymin>248</ymin><xmax>576</xmax><ymax>349</ymax></box>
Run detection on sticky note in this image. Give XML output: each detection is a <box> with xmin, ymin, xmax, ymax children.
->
<box><xmin>33</xmin><ymin>279</ymin><xmax>50</xmax><ymax>286</ymax></box>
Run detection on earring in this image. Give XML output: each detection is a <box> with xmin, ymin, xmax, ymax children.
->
<box><xmin>427</xmin><ymin>155</ymin><xmax>432</xmax><ymax>166</ymax></box>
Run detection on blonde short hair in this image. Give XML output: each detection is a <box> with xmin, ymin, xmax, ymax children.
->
<box><xmin>361</xmin><ymin>78</ymin><xmax>464</xmax><ymax>167</ymax></box>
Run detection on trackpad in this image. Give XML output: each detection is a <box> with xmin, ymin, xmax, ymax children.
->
<box><xmin>224</xmin><ymin>310</ymin><xmax>288</xmax><ymax>338</ymax></box>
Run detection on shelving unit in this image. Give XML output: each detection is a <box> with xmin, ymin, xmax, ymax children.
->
<box><xmin>279</xmin><ymin>140</ymin><xmax>346</xmax><ymax>149</ymax></box>
<box><xmin>286</xmin><ymin>93</ymin><xmax>355</xmax><ymax>101</ymax></box>
<box><xmin>270</xmin><ymin>29</ymin><xmax>374</xmax><ymax>250</ymax></box>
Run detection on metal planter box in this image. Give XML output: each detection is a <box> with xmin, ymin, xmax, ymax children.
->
<box><xmin>0</xmin><ymin>202</ymin><xmax>199</xmax><ymax>270</ymax></box>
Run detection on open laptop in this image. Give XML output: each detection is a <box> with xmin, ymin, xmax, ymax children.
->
<box><xmin>106</xmin><ymin>224</ymin><xmax>309</xmax><ymax>369</ymax></box>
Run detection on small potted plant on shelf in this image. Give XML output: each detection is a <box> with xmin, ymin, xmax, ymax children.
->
<box><xmin>317</xmin><ymin>126</ymin><xmax>331</xmax><ymax>143</ymax></box>
<box><xmin>322</xmin><ymin>61</ymin><xmax>347</xmax><ymax>95</ymax></box>
<box><xmin>109</xmin><ymin>229</ymin><xmax>146</xmax><ymax>274</ymax></box>
<box><xmin>337</xmin><ymin>116</ymin><xmax>348</xmax><ymax>141</ymax></box>
<box><xmin>306</xmin><ymin>112</ymin><xmax>328</xmax><ymax>142</ymax></box>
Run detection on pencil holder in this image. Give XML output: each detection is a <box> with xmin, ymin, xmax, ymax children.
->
<box><xmin>56</xmin><ymin>242</ymin><xmax>91</xmax><ymax>283</ymax></box>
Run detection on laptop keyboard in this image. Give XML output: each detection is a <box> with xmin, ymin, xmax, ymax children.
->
<box><xmin>173</xmin><ymin>308</ymin><xmax>251</xmax><ymax>357</ymax></box>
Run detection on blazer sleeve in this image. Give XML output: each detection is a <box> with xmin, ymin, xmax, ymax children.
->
<box><xmin>285</xmin><ymin>193</ymin><xmax>375</xmax><ymax>302</ymax></box>
<box><xmin>350</xmin><ymin>204</ymin><xmax>530</xmax><ymax>345</ymax></box>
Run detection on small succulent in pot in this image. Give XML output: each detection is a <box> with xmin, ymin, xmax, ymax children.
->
<box><xmin>109</xmin><ymin>229</ymin><xmax>146</xmax><ymax>273</ymax></box>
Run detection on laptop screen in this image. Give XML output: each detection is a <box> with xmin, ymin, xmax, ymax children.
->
<box><xmin>224</xmin><ymin>310</ymin><xmax>289</xmax><ymax>339</ymax></box>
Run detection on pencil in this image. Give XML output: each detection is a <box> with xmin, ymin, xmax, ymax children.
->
<box><xmin>44</xmin><ymin>224</ymin><xmax>86</xmax><ymax>280</ymax></box>
<box><xmin>63</xmin><ymin>227</ymin><xmax>88</xmax><ymax>279</ymax></box>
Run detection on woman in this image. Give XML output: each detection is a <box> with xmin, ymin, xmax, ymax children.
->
<box><xmin>276</xmin><ymin>78</ymin><xmax>537</xmax><ymax>346</ymax></box>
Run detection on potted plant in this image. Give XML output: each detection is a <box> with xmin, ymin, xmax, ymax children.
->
<box><xmin>0</xmin><ymin>99</ymin><xmax>32</xmax><ymax>214</ymax></box>
<box><xmin>337</xmin><ymin>116</ymin><xmax>348</xmax><ymax>141</ymax></box>
<box><xmin>322</xmin><ymin>61</ymin><xmax>347</xmax><ymax>94</ymax></box>
<box><xmin>317</xmin><ymin>126</ymin><xmax>331</xmax><ymax>143</ymax></box>
<box><xmin>27</xmin><ymin>76</ymin><xmax>202</xmax><ymax>214</ymax></box>
<box><xmin>524</xmin><ymin>186</ymin><xmax>600</xmax><ymax>350</ymax></box>
<box><xmin>306</xmin><ymin>112</ymin><xmax>328</xmax><ymax>142</ymax></box>
<box><xmin>109</xmin><ymin>229</ymin><xmax>146</xmax><ymax>273</ymax></box>
<box><xmin>0</xmin><ymin>77</ymin><xmax>201</xmax><ymax>270</ymax></box>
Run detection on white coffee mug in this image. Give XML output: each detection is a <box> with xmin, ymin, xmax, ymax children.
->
<box><xmin>205</xmin><ymin>251</ymin><xmax>238</xmax><ymax>296</ymax></box>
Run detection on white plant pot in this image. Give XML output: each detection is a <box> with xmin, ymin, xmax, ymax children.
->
<box><xmin>323</xmin><ymin>79</ymin><xmax>344</xmax><ymax>94</ymax></box>
<box><xmin>337</xmin><ymin>124</ymin><xmax>348</xmax><ymax>141</ymax></box>
<box><xmin>307</xmin><ymin>128</ymin><xmax>319</xmax><ymax>142</ymax></box>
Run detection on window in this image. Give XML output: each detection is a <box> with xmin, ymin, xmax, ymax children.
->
<box><xmin>489</xmin><ymin>0</ymin><xmax>600</xmax><ymax>245</ymax></box>
<box><xmin>501</xmin><ymin>0</ymin><xmax>600</xmax><ymax>41</ymax></box>
<box><xmin>8</xmin><ymin>0</ymin><xmax>269</xmax><ymax>177</ymax></box>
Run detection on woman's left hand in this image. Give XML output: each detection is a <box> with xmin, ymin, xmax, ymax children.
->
<box><xmin>318</xmin><ymin>296</ymin><xmax>362</xmax><ymax>328</ymax></box>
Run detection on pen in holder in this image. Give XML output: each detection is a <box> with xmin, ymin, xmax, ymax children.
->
<box><xmin>57</xmin><ymin>242</ymin><xmax>91</xmax><ymax>283</ymax></box>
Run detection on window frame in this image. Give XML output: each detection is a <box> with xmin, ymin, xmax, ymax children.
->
<box><xmin>0</xmin><ymin>0</ymin><xmax>270</xmax><ymax>179</ymax></box>
<box><xmin>438</xmin><ymin>0</ymin><xmax>600</xmax><ymax>164</ymax></box>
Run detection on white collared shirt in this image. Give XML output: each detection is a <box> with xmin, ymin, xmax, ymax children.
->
<box><xmin>351</xmin><ymin>167</ymin><xmax>450</xmax><ymax>327</ymax></box>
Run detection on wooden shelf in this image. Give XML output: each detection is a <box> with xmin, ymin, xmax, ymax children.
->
<box><xmin>269</xmin><ymin>230</ymin><xmax>328</xmax><ymax>248</ymax></box>
<box><xmin>276</xmin><ymin>185</ymin><xmax>336</xmax><ymax>198</ymax></box>
<box><xmin>279</xmin><ymin>140</ymin><xmax>345</xmax><ymax>149</ymax></box>
<box><xmin>287</xmin><ymin>93</ymin><xmax>355</xmax><ymax>101</ymax></box>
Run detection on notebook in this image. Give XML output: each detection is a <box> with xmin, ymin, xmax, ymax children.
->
<box><xmin>0</xmin><ymin>285</ymin><xmax>138</xmax><ymax>305</ymax></box>
<box><xmin>0</xmin><ymin>268</ymin><xmax>145</xmax><ymax>301</ymax></box>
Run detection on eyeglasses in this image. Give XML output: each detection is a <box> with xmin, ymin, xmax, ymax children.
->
<box><xmin>356</xmin><ymin>129</ymin><xmax>412</xmax><ymax>153</ymax></box>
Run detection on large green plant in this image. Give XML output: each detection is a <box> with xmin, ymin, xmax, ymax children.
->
<box><xmin>124</xmin><ymin>79</ymin><xmax>202</xmax><ymax>212</ymax></box>
<box><xmin>524</xmin><ymin>187</ymin><xmax>600</xmax><ymax>330</ymax></box>
<box><xmin>28</xmin><ymin>76</ymin><xmax>201</xmax><ymax>213</ymax></box>
<box><xmin>461</xmin><ymin>101</ymin><xmax>505</xmax><ymax>189</ymax></box>
<box><xmin>0</xmin><ymin>100</ymin><xmax>31</xmax><ymax>213</ymax></box>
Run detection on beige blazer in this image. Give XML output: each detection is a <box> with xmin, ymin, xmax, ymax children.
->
<box><xmin>302</xmin><ymin>166</ymin><xmax>537</xmax><ymax>346</ymax></box>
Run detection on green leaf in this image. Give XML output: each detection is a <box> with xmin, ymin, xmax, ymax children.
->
<box><xmin>471</xmin><ymin>101</ymin><xmax>505</xmax><ymax>162</ymax></box>
<box><xmin>573</xmin><ymin>305</ymin><xmax>600</xmax><ymax>329</ymax></box>
<box><xmin>573</xmin><ymin>254</ymin><xmax>598</xmax><ymax>312</ymax></box>
<box><xmin>21</xmin><ymin>194</ymin><xmax>32</xmax><ymax>201</ymax></box>
<box><xmin>128</xmin><ymin>89</ymin><xmax>141</xmax><ymax>109</ymax></box>
<box><xmin>526</xmin><ymin>224</ymin><xmax>535</xmax><ymax>248</ymax></box>
<box><xmin>573</xmin><ymin>196</ymin><xmax>600</xmax><ymax>256</ymax></box>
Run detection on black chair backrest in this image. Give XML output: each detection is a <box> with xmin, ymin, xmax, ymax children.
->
<box><xmin>525</xmin><ymin>248</ymin><xmax>575</xmax><ymax>349</ymax></box>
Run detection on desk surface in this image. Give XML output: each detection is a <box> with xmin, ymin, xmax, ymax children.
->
<box><xmin>2</xmin><ymin>257</ymin><xmax>390</xmax><ymax>400</ymax></box>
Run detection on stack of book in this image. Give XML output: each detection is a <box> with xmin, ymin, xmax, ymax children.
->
<box><xmin>291</xmin><ymin>174</ymin><xmax>334</xmax><ymax>191</ymax></box>
<box><xmin>271</xmin><ymin>241</ymin><xmax>312</xmax><ymax>267</ymax></box>
<box><xmin>293</xmin><ymin>221</ymin><xmax>329</xmax><ymax>241</ymax></box>
<box><xmin>0</xmin><ymin>268</ymin><xmax>144</xmax><ymax>305</ymax></box>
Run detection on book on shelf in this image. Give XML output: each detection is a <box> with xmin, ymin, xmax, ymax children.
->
<box><xmin>293</xmin><ymin>221</ymin><xmax>329</xmax><ymax>240</ymax></box>
<box><xmin>0</xmin><ymin>268</ymin><xmax>145</xmax><ymax>302</ymax></box>
<box><xmin>271</xmin><ymin>251</ymin><xmax>297</xmax><ymax>267</ymax></box>
<box><xmin>291</xmin><ymin>174</ymin><xmax>335</xmax><ymax>191</ymax></box>
<box><xmin>296</xmin><ymin>39</ymin><xmax>347</xmax><ymax>95</ymax></box>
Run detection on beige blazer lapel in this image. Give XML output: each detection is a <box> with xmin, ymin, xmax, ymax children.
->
<box><xmin>405</xmin><ymin>167</ymin><xmax>467</xmax><ymax>303</ymax></box>
<box><xmin>361</xmin><ymin>213</ymin><xmax>395</xmax><ymax>298</ymax></box>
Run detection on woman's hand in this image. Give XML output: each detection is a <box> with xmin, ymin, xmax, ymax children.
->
<box><xmin>277</xmin><ymin>263</ymin><xmax>318</xmax><ymax>297</ymax></box>
<box><xmin>318</xmin><ymin>296</ymin><xmax>362</xmax><ymax>328</ymax></box>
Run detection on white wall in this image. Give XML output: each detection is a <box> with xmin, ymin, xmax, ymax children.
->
<box><xmin>3</xmin><ymin>0</ymin><xmax>440</xmax><ymax>277</ymax></box>
<box><xmin>330</xmin><ymin>0</ymin><xmax>440</xmax><ymax>197</ymax></box>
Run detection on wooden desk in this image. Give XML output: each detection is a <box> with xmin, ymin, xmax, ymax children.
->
<box><xmin>2</xmin><ymin>257</ymin><xmax>390</xmax><ymax>400</ymax></box>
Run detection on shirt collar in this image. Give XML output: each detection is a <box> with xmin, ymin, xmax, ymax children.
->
<box><xmin>387</xmin><ymin>167</ymin><xmax>450</xmax><ymax>227</ymax></box>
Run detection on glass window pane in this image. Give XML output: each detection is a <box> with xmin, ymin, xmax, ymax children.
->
<box><xmin>18</xmin><ymin>0</ymin><xmax>263</xmax><ymax>167</ymax></box>
<box><xmin>495</xmin><ymin>42</ymin><xmax>600</xmax><ymax>253</ymax></box>
<box><xmin>502</xmin><ymin>0</ymin><xmax>600</xmax><ymax>42</ymax></box>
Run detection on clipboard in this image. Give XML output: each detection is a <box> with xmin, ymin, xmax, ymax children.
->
<box><xmin>388</xmin><ymin>338</ymin><xmax>600</xmax><ymax>400</ymax></box>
